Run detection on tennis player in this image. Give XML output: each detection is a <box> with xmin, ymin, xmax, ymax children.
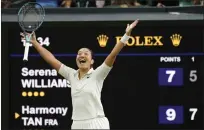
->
<box><xmin>20</xmin><ymin>20</ymin><xmax>139</xmax><ymax>129</ymax></box>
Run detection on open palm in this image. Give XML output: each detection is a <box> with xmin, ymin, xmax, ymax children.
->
<box><xmin>126</xmin><ymin>19</ymin><xmax>139</xmax><ymax>36</ymax></box>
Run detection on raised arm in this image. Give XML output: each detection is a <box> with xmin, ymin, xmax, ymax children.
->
<box><xmin>104</xmin><ymin>20</ymin><xmax>139</xmax><ymax>67</ymax></box>
<box><xmin>20</xmin><ymin>32</ymin><xmax>62</xmax><ymax>71</ymax></box>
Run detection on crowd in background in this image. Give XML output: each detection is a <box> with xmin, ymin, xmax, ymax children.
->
<box><xmin>2</xmin><ymin>0</ymin><xmax>204</xmax><ymax>8</ymax></box>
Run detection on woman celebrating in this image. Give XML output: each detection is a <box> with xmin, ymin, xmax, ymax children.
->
<box><xmin>20</xmin><ymin>20</ymin><xmax>139</xmax><ymax>129</ymax></box>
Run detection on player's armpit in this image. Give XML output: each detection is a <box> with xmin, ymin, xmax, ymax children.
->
<box><xmin>58</xmin><ymin>64</ymin><xmax>76</xmax><ymax>81</ymax></box>
<box><xmin>48</xmin><ymin>57</ymin><xmax>62</xmax><ymax>72</ymax></box>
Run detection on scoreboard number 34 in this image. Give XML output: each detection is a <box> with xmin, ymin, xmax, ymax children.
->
<box><xmin>21</xmin><ymin>37</ymin><xmax>50</xmax><ymax>47</ymax></box>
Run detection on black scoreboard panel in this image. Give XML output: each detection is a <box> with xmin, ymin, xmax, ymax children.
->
<box><xmin>5</xmin><ymin>21</ymin><xmax>204</xmax><ymax>129</ymax></box>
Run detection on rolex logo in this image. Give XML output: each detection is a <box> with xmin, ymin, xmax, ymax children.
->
<box><xmin>170</xmin><ymin>34</ymin><xmax>182</xmax><ymax>47</ymax></box>
<box><xmin>97</xmin><ymin>34</ymin><xmax>109</xmax><ymax>47</ymax></box>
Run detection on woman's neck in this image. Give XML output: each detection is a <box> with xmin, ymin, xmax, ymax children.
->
<box><xmin>78</xmin><ymin>68</ymin><xmax>90</xmax><ymax>80</ymax></box>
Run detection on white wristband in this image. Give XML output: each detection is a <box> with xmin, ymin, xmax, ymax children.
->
<box><xmin>120</xmin><ymin>34</ymin><xmax>130</xmax><ymax>44</ymax></box>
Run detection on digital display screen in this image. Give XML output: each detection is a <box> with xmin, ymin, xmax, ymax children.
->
<box><xmin>5</xmin><ymin>21</ymin><xmax>204</xmax><ymax>129</ymax></box>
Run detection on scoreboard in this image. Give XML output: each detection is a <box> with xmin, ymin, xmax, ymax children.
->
<box><xmin>4</xmin><ymin>21</ymin><xmax>204</xmax><ymax>129</ymax></box>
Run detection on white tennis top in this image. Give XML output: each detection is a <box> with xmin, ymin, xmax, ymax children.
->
<box><xmin>58</xmin><ymin>62</ymin><xmax>112</xmax><ymax>120</ymax></box>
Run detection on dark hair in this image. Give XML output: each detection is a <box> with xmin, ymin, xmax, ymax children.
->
<box><xmin>86</xmin><ymin>48</ymin><xmax>94</xmax><ymax>68</ymax></box>
<box><xmin>87</xmin><ymin>48</ymin><xmax>94</xmax><ymax>60</ymax></box>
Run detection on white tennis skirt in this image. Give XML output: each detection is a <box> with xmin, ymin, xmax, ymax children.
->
<box><xmin>71</xmin><ymin>116</ymin><xmax>110</xmax><ymax>129</ymax></box>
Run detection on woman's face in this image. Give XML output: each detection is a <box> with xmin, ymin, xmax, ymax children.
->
<box><xmin>76</xmin><ymin>48</ymin><xmax>93</xmax><ymax>70</ymax></box>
